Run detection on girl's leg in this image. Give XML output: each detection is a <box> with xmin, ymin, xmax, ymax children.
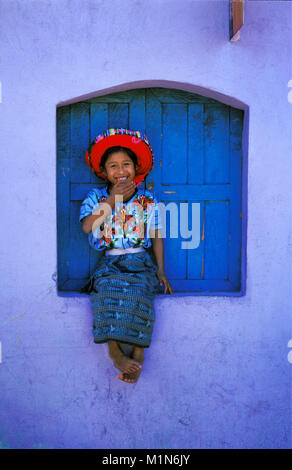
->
<box><xmin>108</xmin><ymin>341</ymin><xmax>142</xmax><ymax>374</ymax></box>
<box><xmin>118</xmin><ymin>342</ymin><xmax>134</xmax><ymax>357</ymax></box>
<box><xmin>118</xmin><ymin>347</ymin><xmax>145</xmax><ymax>383</ymax></box>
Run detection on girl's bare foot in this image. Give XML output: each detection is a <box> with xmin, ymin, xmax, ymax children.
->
<box><xmin>113</xmin><ymin>354</ymin><xmax>142</xmax><ymax>374</ymax></box>
<box><xmin>118</xmin><ymin>347</ymin><xmax>144</xmax><ymax>383</ymax></box>
<box><xmin>108</xmin><ymin>342</ymin><xmax>141</xmax><ymax>374</ymax></box>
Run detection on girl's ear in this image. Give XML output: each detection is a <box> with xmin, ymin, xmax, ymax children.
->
<box><xmin>101</xmin><ymin>167</ymin><xmax>108</xmax><ymax>178</ymax></box>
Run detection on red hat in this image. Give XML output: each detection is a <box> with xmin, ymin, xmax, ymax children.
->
<box><xmin>85</xmin><ymin>128</ymin><xmax>154</xmax><ymax>184</ymax></box>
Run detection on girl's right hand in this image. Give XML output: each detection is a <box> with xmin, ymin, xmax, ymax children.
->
<box><xmin>108</xmin><ymin>179</ymin><xmax>136</xmax><ymax>205</ymax></box>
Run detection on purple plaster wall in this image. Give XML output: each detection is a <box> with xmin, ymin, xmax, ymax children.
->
<box><xmin>0</xmin><ymin>0</ymin><xmax>291</xmax><ymax>449</ymax></box>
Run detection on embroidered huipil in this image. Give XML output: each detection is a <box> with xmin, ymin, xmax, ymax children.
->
<box><xmin>79</xmin><ymin>187</ymin><xmax>162</xmax><ymax>251</ymax></box>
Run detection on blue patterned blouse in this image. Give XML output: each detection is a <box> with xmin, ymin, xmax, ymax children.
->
<box><xmin>79</xmin><ymin>187</ymin><xmax>162</xmax><ymax>251</ymax></box>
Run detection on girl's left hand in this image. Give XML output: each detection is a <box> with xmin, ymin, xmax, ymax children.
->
<box><xmin>157</xmin><ymin>270</ymin><xmax>174</xmax><ymax>295</ymax></box>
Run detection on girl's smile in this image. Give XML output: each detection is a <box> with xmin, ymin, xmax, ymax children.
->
<box><xmin>102</xmin><ymin>151</ymin><xmax>136</xmax><ymax>185</ymax></box>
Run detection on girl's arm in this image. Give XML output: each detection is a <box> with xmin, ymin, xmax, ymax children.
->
<box><xmin>82</xmin><ymin>180</ymin><xmax>136</xmax><ymax>234</ymax></box>
<box><xmin>151</xmin><ymin>229</ymin><xmax>174</xmax><ymax>295</ymax></box>
<box><xmin>82</xmin><ymin>194</ymin><xmax>115</xmax><ymax>234</ymax></box>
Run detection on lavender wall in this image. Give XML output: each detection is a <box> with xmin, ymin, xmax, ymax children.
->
<box><xmin>0</xmin><ymin>0</ymin><xmax>291</xmax><ymax>449</ymax></box>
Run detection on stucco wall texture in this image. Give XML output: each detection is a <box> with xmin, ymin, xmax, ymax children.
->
<box><xmin>0</xmin><ymin>0</ymin><xmax>291</xmax><ymax>449</ymax></box>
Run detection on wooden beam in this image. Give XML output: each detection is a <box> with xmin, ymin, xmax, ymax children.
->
<box><xmin>229</xmin><ymin>0</ymin><xmax>244</xmax><ymax>41</ymax></box>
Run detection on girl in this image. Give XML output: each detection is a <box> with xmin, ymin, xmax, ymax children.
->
<box><xmin>80</xmin><ymin>128</ymin><xmax>173</xmax><ymax>384</ymax></box>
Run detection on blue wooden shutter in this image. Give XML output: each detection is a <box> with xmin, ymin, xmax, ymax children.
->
<box><xmin>57</xmin><ymin>89</ymin><xmax>147</xmax><ymax>291</ymax></box>
<box><xmin>57</xmin><ymin>87</ymin><xmax>243</xmax><ymax>293</ymax></box>
<box><xmin>146</xmin><ymin>88</ymin><xmax>243</xmax><ymax>293</ymax></box>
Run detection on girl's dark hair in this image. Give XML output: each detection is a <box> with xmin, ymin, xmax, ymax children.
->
<box><xmin>100</xmin><ymin>146</ymin><xmax>138</xmax><ymax>169</ymax></box>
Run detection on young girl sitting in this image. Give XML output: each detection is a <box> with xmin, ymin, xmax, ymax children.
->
<box><xmin>80</xmin><ymin>128</ymin><xmax>173</xmax><ymax>384</ymax></box>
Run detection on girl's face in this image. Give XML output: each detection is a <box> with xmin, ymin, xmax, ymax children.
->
<box><xmin>102</xmin><ymin>151</ymin><xmax>136</xmax><ymax>185</ymax></box>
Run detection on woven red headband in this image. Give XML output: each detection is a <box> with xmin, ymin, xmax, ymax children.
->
<box><xmin>85</xmin><ymin>128</ymin><xmax>154</xmax><ymax>184</ymax></box>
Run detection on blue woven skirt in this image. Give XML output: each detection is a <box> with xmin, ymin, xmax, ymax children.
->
<box><xmin>84</xmin><ymin>250</ymin><xmax>160</xmax><ymax>348</ymax></box>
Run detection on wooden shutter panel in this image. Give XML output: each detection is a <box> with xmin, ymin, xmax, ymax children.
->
<box><xmin>57</xmin><ymin>90</ymin><xmax>147</xmax><ymax>291</ymax></box>
<box><xmin>145</xmin><ymin>88</ymin><xmax>243</xmax><ymax>293</ymax></box>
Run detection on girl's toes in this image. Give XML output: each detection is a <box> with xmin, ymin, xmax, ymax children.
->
<box><xmin>130</xmin><ymin>361</ymin><xmax>140</xmax><ymax>371</ymax></box>
<box><xmin>125</xmin><ymin>374</ymin><xmax>137</xmax><ymax>383</ymax></box>
<box><xmin>118</xmin><ymin>373</ymin><xmax>136</xmax><ymax>383</ymax></box>
<box><xmin>118</xmin><ymin>373</ymin><xmax>129</xmax><ymax>382</ymax></box>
